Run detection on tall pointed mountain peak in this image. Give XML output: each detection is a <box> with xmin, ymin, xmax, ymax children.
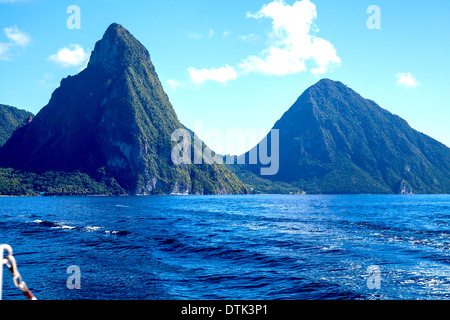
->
<box><xmin>88</xmin><ymin>23</ymin><xmax>152</xmax><ymax>73</ymax></box>
<box><xmin>312</xmin><ymin>78</ymin><xmax>344</xmax><ymax>88</ymax></box>
<box><xmin>305</xmin><ymin>79</ymin><xmax>354</xmax><ymax>98</ymax></box>
<box><xmin>0</xmin><ymin>23</ymin><xmax>248</xmax><ymax>195</ymax></box>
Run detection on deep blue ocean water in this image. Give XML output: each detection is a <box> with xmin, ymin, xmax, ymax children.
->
<box><xmin>1</xmin><ymin>194</ymin><xmax>449</xmax><ymax>300</ymax></box>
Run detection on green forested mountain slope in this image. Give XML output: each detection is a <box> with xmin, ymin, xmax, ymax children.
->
<box><xmin>240</xmin><ymin>79</ymin><xmax>450</xmax><ymax>194</ymax></box>
<box><xmin>0</xmin><ymin>23</ymin><xmax>248</xmax><ymax>195</ymax></box>
<box><xmin>0</xmin><ymin>104</ymin><xmax>33</xmax><ymax>146</ymax></box>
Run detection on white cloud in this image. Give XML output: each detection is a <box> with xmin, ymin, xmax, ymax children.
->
<box><xmin>188</xmin><ymin>65</ymin><xmax>238</xmax><ymax>84</ymax></box>
<box><xmin>185</xmin><ymin>0</ymin><xmax>339</xmax><ymax>86</ymax></box>
<box><xmin>239</xmin><ymin>0</ymin><xmax>340</xmax><ymax>75</ymax></box>
<box><xmin>38</xmin><ymin>73</ymin><xmax>57</xmax><ymax>88</ymax></box>
<box><xmin>48</xmin><ymin>44</ymin><xmax>90</xmax><ymax>68</ymax></box>
<box><xmin>238</xmin><ymin>33</ymin><xmax>258</xmax><ymax>42</ymax></box>
<box><xmin>396</xmin><ymin>73</ymin><xmax>420</xmax><ymax>88</ymax></box>
<box><xmin>0</xmin><ymin>25</ymin><xmax>30</xmax><ymax>60</ymax></box>
<box><xmin>188</xmin><ymin>29</ymin><xmax>215</xmax><ymax>40</ymax></box>
<box><xmin>4</xmin><ymin>25</ymin><xmax>30</xmax><ymax>46</ymax></box>
<box><xmin>188</xmin><ymin>32</ymin><xmax>203</xmax><ymax>40</ymax></box>
<box><xmin>167</xmin><ymin>79</ymin><xmax>182</xmax><ymax>89</ymax></box>
<box><xmin>0</xmin><ymin>43</ymin><xmax>11</xmax><ymax>60</ymax></box>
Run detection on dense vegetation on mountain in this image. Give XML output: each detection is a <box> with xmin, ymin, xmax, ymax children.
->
<box><xmin>0</xmin><ymin>25</ymin><xmax>447</xmax><ymax>196</ymax></box>
<box><xmin>228</xmin><ymin>165</ymin><xmax>304</xmax><ymax>194</ymax></box>
<box><xmin>240</xmin><ymin>79</ymin><xmax>450</xmax><ymax>194</ymax></box>
<box><xmin>0</xmin><ymin>104</ymin><xmax>33</xmax><ymax>146</ymax></box>
<box><xmin>0</xmin><ymin>168</ymin><xmax>125</xmax><ymax>196</ymax></box>
<box><xmin>0</xmin><ymin>23</ymin><xmax>249</xmax><ymax>196</ymax></box>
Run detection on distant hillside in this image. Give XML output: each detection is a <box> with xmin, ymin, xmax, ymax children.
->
<box><xmin>0</xmin><ymin>104</ymin><xmax>33</xmax><ymax>146</ymax></box>
<box><xmin>239</xmin><ymin>79</ymin><xmax>450</xmax><ymax>194</ymax></box>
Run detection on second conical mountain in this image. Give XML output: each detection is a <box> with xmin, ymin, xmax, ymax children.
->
<box><xmin>241</xmin><ymin>79</ymin><xmax>450</xmax><ymax>194</ymax></box>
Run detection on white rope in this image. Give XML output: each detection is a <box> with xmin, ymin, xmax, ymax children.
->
<box><xmin>0</xmin><ymin>244</ymin><xmax>36</xmax><ymax>300</ymax></box>
<box><xmin>0</xmin><ymin>244</ymin><xmax>13</xmax><ymax>301</ymax></box>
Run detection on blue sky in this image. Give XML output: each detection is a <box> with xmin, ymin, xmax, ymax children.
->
<box><xmin>0</xmin><ymin>0</ymin><xmax>449</xmax><ymax>154</ymax></box>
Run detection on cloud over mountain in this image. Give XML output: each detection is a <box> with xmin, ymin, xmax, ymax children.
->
<box><xmin>396</xmin><ymin>72</ymin><xmax>420</xmax><ymax>88</ymax></box>
<box><xmin>186</xmin><ymin>0</ymin><xmax>340</xmax><ymax>85</ymax></box>
<box><xmin>48</xmin><ymin>44</ymin><xmax>90</xmax><ymax>68</ymax></box>
<box><xmin>240</xmin><ymin>0</ymin><xmax>340</xmax><ymax>76</ymax></box>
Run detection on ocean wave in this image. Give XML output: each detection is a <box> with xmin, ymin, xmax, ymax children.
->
<box><xmin>82</xmin><ymin>226</ymin><xmax>103</xmax><ymax>232</ymax></box>
<box><xmin>30</xmin><ymin>219</ymin><xmax>76</xmax><ymax>230</ymax></box>
<box><xmin>28</xmin><ymin>219</ymin><xmax>130</xmax><ymax>236</ymax></box>
<box><xmin>51</xmin><ymin>222</ymin><xmax>77</xmax><ymax>230</ymax></box>
<box><xmin>104</xmin><ymin>230</ymin><xmax>131</xmax><ymax>236</ymax></box>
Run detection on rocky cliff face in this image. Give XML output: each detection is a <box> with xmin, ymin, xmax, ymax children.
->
<box><xmin>0</xmin><ymin>23</ymin><xmax>248</xmax><ymax>195</ymax></box>
<box><xmin>396</xmin><ymin>180</ymin><xmax>414</xmax><ymax>195</ymax></box>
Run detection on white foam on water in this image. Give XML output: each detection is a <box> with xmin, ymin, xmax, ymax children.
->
<box><xmin>51</xmin><ymin>223</ymin><xmax>76</xmax><ymax>230</ymax></box>
<box><xmin>84</xmin><ymin>226</ymin><xmax>103</xmax><ymax>232</ymax></box>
